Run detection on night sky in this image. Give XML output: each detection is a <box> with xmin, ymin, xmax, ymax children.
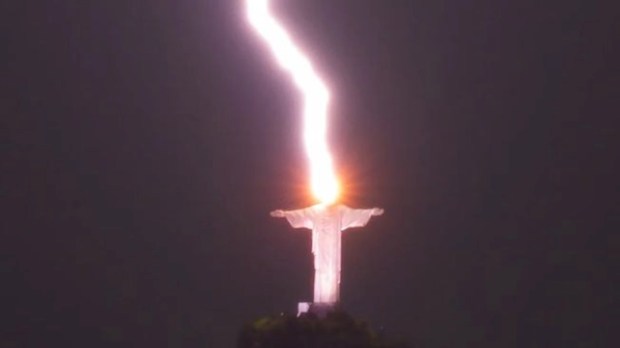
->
<box><xmin>4</xmin><ymin>0</ymin><xmax>618</xmax><ymax>347</ymax></box>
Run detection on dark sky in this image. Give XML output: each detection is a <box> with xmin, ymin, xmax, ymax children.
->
<box><xmin>4</xmin><ymin>0</ymin><xmax>618</xmax><ymax>347</ymax></box>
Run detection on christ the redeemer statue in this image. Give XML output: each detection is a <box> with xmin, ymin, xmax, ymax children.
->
<box><xmin>271</xmin><ymin>204</ymin><xmax>384</xmax><ymax>304</ymax></box>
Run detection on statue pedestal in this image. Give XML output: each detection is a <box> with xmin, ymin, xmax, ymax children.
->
<box><xmin>297</xmin><ymin>302</ymin><xmax>338</xmax><ymax>317</ymax></box>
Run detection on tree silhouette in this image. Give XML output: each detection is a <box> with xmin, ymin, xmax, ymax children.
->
<box><xmin>237</xmin><ymin>310</ymin><xmax>408</xmax><ymax>348</ymax></box>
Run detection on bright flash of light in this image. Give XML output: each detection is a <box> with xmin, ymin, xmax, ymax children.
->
<box><xmin>246</xmin><ymin>0</ymin><xmax>340</xmax><ymax>204</ymax></box>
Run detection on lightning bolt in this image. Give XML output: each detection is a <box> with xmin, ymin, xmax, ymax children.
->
<box><xmin>246</xmin><ymin>0</ymin><xmax>340</xmax><ymax>204</ymax></box>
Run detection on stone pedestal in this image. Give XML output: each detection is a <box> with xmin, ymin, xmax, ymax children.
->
<box><xmin>297</xmin><ymin>302</ymin><xmax>338</xmax><ymax>317</ymax></box>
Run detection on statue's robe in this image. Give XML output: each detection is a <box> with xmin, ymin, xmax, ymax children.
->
<box><xmin>282</xmin><ymin>204</ymin><xmax>376</xmax><ymax>303</ymax></box>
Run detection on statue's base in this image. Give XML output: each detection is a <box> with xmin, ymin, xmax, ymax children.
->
<box><xmin>297</xmin><ymin>302</ymin><xmax>338</xmax><ymax>317</ymax></box>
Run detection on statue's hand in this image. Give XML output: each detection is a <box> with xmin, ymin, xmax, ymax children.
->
<box><xmin>270</xmin><ymin>210</ymin><xmax>285</xmax><ymax>218</ymax></box>
<box><xmin>372</xmin><ymin>208</ymin><xmax>384</xmax><ymax>216</ymax></box>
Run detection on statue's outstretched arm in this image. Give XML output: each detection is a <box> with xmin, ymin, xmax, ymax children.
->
<box><xmin>270</xmin><ymin>209</ymin><xmax>285</xmax><ymax>218</ymax></box>
<box><xmin>371</xmin><ymin>207</ymin><xmax>384</xmax><ymax>216</ymax></box>
<box><xmin>341</xmin><ymin>206</ymin><xmax>384</xmax><ymax>230</ymax></box>
<box><xmin>270</xmin><ymin>208</ymin><xmax>313</xmax><ymax>229</ymax></box>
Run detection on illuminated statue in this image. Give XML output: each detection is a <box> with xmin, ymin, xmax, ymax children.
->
<box><xmin>271</xmin><ymin>204</ymin><xmax>384</xmax><ymax>304</ymax></box>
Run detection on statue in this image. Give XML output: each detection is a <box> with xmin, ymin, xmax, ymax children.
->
<box><xmin>271</xmin><ymin>204</ymin><xmax>384</xmax><ymax>304</ymax></box>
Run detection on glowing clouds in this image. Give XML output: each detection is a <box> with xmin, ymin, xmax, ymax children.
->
<box><xmin>246</xmin><ymin>0</ymin><xmax>339</xmax><ymax>204</ymax></box>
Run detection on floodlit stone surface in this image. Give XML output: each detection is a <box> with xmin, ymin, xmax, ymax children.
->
<box><xmin>272</xmin><ymin>204</ymin><xmax>383</xmax><ymax>303</ymax></box>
